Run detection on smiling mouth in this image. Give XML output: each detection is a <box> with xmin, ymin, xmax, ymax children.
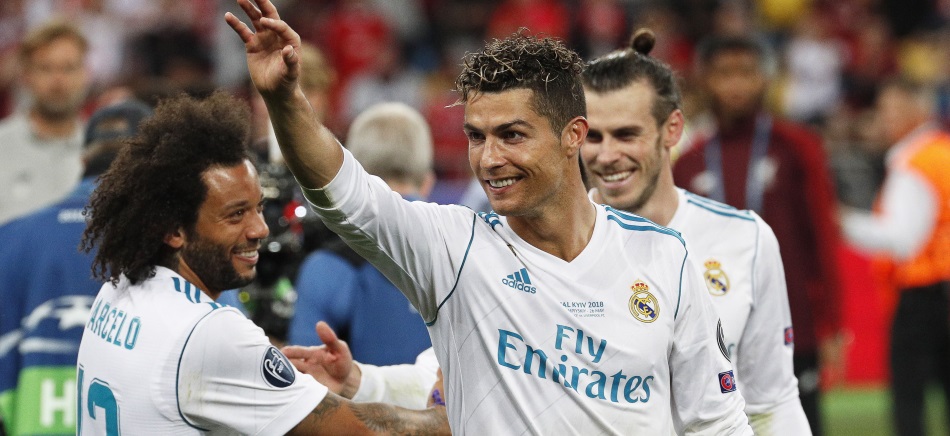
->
<box><xmin>233</xmin><ymin>248</ymin><xmax>260</xmax><ymax>263</ymax></box>
<box><xmin>600</xmin><ymin>170</ymin><xmax>633</xmax><ymax>183</ymax></box>
<box><xmin>487</xmin><ymin>177</ymin><xmax>519</xmax><ymax>189</ymax></box>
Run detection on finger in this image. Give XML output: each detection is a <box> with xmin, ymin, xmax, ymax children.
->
<box><xmin>252</xmin><ymin>0</ymin><xmax>281</xmax><ymax>20</ymax></box>
<box><xmin>224</xmin><ymin>12</ymin><xmax>255</xmax><ymax>44</ymax></box>
<box><xmin>281</xmin><ymin>345</ymin><xmax>316</xmax><ymax>359</ymax></box>
<box><xmin>315</xmin><ymin>321</ymin><xmax>339</xmax><ymax>345</ymax></box>
<box><xmin>282</xmin><ymin>45</ymin><xmax>299</xmax><ymax>68</ymax></box>
<box><xmin>237</xmin><ymin>0</ymin><xmax>262</xmax><ymax>22</ymax></box>
<box><xmin>260</xmin><ymin>17</ymin><xmax>301</xmax><ymax>48</ymax></box>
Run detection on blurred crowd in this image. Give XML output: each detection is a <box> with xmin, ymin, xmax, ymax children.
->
<box><xmin>1</xmin><ymin>0</ymin><xmax>947</xmax><ymax>190</ymax></box>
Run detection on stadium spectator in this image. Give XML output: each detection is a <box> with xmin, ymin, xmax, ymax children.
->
<box><xmin>841</xmin><ymin>78</ymin><xmax>950</xmax><ymax>436</ymax></box>
<box><xmin>673</xmin><ymin>34</ymin><xmax>844</xmax><ymax>436</ymax></box>
<box><xmin>0</xmin><ymin>21</ymin><xmax>90</xmax><ymax>225</ymax></box>
<box><xmin>289</xmin><ymin>102</ymin><xmax>435</xmax><ymax>366</ymax></box>
<box><xmin>0</xmin><ymin>99</ymin><xmax>151</xmax><ymax>436</ymax></box>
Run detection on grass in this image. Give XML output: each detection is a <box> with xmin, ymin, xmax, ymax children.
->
<box><xmin>825</xmin><ymin>385</ymin><xmax>948</xmax><ymax>436</ymax></box>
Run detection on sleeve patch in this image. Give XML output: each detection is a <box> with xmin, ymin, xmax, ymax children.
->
<box><xmin>261</xmin><ymin>346</ymin><xmax>296</xmax><ymax>388</ymax></box>
<box><xmin>719</xmin><ymin>370</ymin><xmax>737</xmax><ymax>393</ymax></box>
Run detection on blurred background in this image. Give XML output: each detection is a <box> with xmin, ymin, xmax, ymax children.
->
<box><xmin>1</xmin><ymin>0</ymin><xmax>949</xmax><ymax>435</ymax></box>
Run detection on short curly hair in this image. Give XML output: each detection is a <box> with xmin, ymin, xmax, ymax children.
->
<box><xmin>81</xmin><ymin>91</ymin><xmax>251</xmax><ymax>285</ymax></box>
<box><xmin>455</xmin><ymin>30</ymin><xmax>586</xmax><ymax>133</ymax></box>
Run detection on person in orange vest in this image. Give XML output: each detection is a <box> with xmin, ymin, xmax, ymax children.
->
<box><xmin>842</xmin><ymin>77</ymin><xmax>950</xmax><ymax>436</ymax></box>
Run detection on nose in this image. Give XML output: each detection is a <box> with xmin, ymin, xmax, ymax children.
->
<box><xmin>248</xmin><ymin>209</ymin><xmax>269</xmax><ymax>241</ymax></box>
<box><xmin>478</xmin><ymin>137</ymin><xmax>506</xmax><ymax>171</ymax></box>
<box><xmin>595</xmin><ymin>137</ymin><xmax>622</xmax><ymax>165</ymax></box>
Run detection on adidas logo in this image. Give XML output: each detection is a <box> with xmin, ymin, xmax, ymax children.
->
<box><xmin>502</xmin><ymin>268</ymin><xmax>537</xmax><ymax>294</ymax></box>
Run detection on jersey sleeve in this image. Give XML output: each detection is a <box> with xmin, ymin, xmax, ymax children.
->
<box><xmin>740</xmin><ymin>216</ymin><xmax>811</xmax><ymax>434</ymax></box>
<box><xmin>288</xmin><ymin>250</ymin><xmax>358</xmax><ymax>346</ymax></box>
<box><xmin>351</xmin><ymin>347</ymin><xmax>439</xmax><ymax>409</ymax></box>
<box><xmin>178</xmin><ymin>308</ymin><xmax>328</xmax><ymax>435</ymax></box>
<box><xmin>301</xmin><ymin>147</ymin><xmax>475</xmax><ymax>323</ymax></box>
<box><xmin>670</xmin><ymin>254</ymin><xmax>753</xmax><ymax>435</ymax></box>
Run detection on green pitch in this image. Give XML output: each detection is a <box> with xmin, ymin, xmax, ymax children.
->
<box><xmin>825</xmin><ymin>385</ymin><xmax>948</xmax><ymax>436</ymax></box>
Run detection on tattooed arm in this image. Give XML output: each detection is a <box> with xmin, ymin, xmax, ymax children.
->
<box><xmin>287</xmin><ymin>392</ymin><xmax>451</xmax><ymax>435</ymax></box>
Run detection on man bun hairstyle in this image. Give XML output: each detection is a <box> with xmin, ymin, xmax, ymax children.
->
<box><xmin>81</xmin><ymin>91</ymin><xmax>252</xmax><ymax>285</ymax></box>
<box><xmin>455</xmin><ymin>29</ymin><xmax>586</xmax><ymax>134</ymax></box>
<box><xmin>582</xmin><ymin>28</ymin><xmax>681</xmax><ymax>127</ymax></box>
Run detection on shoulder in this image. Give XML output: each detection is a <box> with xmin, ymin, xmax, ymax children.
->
<box><xmin>682</xmin><ymin>191</ymin><xmax>757</xmax><ymax>225</ymax></box>
<box><xmin>602</xmin><ymin>205</ymin><xmax>686</xmax><ymax>250</ymax></box>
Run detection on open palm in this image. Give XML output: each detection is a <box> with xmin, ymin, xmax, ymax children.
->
<box><xmin>225</xmin><ymin>0</ymin><xmax>301</xmax><ymax>98</ymax></box>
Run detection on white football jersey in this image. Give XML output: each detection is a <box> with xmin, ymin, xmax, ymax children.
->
<box><xmin>668</xmin><ymin>189</ymin><xmax>810</xmax><ymax>434</ymax></box>
<box><xmin>304</xmin><ymin>149</ymin><xmax>752</xmax><ymax>435</ymax></box>
<box><xmin>76</xmin><ymin>267</ymin><xmax>327</xmax><ymax>435</ymax></box>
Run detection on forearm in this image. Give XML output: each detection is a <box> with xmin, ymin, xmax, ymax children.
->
<box><xmin>290</xmin><ymin>393</ymin><xmax>450</xmax><ymax>436</ymax></box>
<box><xmin>263</xmin><ymin>88</ymin><xmax>343</xmax><ymax>189</ymax></box>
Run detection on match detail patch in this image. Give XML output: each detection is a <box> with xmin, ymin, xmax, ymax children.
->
<box><xmin>719</xmin><ymin>370</ymin><xmax>736</xmax><ymax>393</ymax></box>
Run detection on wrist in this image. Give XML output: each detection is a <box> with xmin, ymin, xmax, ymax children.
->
<box><xmin>340</xmin><ymin>361</ymin><xmax>362</xmax><ymax>399</ymax></box>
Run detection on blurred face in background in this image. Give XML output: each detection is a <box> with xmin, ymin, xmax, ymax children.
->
<box><xmin>23</xmin><ymin>36</ymin><xmax>90</xmax><ymax>120</ymax></box>
<box><xmin>704</xmin><ymin>49</ymin><xmax>765</xmax><ymax>121</ymax></box>
<box><xmin>875</xmin><ymin>86</ymin><xmax>929</xmax><ymax>146</ymax></box>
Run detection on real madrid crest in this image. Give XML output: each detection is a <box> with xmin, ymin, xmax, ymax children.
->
<box><xmin>629</xmin><ymin>280</ymin><xmax>659</xmax><ymax>323</ymax></box>
<box><xmin>703</xmin><ymin>259</ymin><xmax>730</xmax><ymax>296</ymax></box>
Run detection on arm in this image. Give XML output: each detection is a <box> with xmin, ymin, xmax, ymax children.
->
<box><xmin>225</xmin><ymin>0</ymin><xmax>342</xmax><ymax>190</ymax></box>
<box><xmin>841</xmin><ymin>169</ymin><xmax>937</xmax><ymax>260</ymax></box>
<box><xmin>288</xmin><ymin>394</ymin><xmax>449</xmax><ymax>436</ymax></box>
<box><xmin>180</xmin><ymin>310</ymin><xmax>450</xmax><ymax>435</ymax></box>
<box><xmin>739</xmin><ymin>217</ymin><xmax>811</xmax><ymax>435</ymax></box>
<box><xmin>670</xmin><ymin>257</ymin><xmax>753</xmax><ymax>435</ymax></box>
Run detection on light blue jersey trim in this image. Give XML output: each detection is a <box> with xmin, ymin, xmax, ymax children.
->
<box><xmin>171</xmin><ymin>277</ymin><xmax>205</xmax><ymax>304</ymax></box>
<box><xmin>684</xmin><ymin>192</ymin><xmax>755</xmax><ymax>222</ymax></box>
<box><xmin>175</xmin><ymin>308</ymin><xmax>219</xmax><ymax>432</ymax></box>
<box><xmin>425</xmin><ymin>214</ymin><xmax>478</xmax><ymax>326</ymax></box>
<box><xmin>604</xmin><ymin>206</ymin><xmax>688</xmax><ymax>319</ymax></box>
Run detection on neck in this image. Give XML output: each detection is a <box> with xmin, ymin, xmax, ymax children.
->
<box><xmin>508</xmin><ymin>182</ymin><xmax>596</xmax><ymax>262</ymax></box>
<box><xmin>173</xmin><ymin>257</ymin><xmax>221</xmax><ymax>301</ymax></box>
<box><xmin>29</xmin><ymin>109</ymin><xmax>79</xmax><ymax>140</ymax></box>
<box><xmin>628</xmin><ymin>171</ymin><xmax>680</xmax><ymax>227</ymax></box>
<box><xmin>715</xmin><ymin>109</ymin><xmax>758</xmax><ymax>133</ymax></box>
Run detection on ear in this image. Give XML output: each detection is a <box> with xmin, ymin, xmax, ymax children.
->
<box><xmin>662</xmin><ymin>109</ymin><xmax>685</xmax><ymax>151</ymax></box>
<box><xmin>562</xmin><ymin>116</ymin><xmax>589</xmax><ymax>157</ymax></box>
<box><xmin>420</xmin><ymin>171</ymin><xmax>436</xmax><ymax>199</ymax></box>
<box><xmin>163</xmin><ymin>227</ymin><xmax>186</xmax><ymax>249</ymax></box>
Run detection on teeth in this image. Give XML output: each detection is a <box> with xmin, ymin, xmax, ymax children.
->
<box><xmin>236</xmin><ymin>250</ymin><xmax>258</xmax><ymax>257</ymax></box>
<box><xmin>488</xmin><ymin>178</ymin><xmax>516</xmax><ymax>188</ymax></box>
<box><xmin>602</xmin><ymin>171</ymin><xmax>631</xmax><ymax>182</ymax></box>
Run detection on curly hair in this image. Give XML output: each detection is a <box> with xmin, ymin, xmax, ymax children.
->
<box><xmin>582</xmin><ymin>29</ymin><xmax>681</xmax><ymax>127</ymax></box>
<box><xmin>81</xmin><ymin>91</ymin><xmax>251</xmax><ymax>285</ymax></box>
<box><xmin>455</xmin><ymin>30</ymin><xmax>586</xmax><ymax>133</ymax></box>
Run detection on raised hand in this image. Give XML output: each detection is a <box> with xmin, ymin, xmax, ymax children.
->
<box><xmin>282</xmin><ymin>321</ymin><xmax>362</xmax><ymax>399</ymax></box>
<box><xmin>225</xmin><ymin>0</ymin><xmax>301</xmax><ymax>99</ymax></box>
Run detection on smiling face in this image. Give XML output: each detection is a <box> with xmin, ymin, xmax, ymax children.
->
<box><xmin>179</xmin><ymin>160</ymin><xmax>268</xmax><ymax>294</ymax></box>
<box><xmin>465</xmin><ymin>88</ymin><xmax>583</xmax><ymax>218</ymax></box>
<box><xmin>583</xmin><ymin>81</ymin><xmax>677</xmax><ymax>212</ymax></box>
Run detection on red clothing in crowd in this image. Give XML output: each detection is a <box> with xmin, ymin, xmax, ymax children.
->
<box><xmin>674</xmin><ymin>115</ymin><xmax>843</xmax><ymax>355</ymax></box>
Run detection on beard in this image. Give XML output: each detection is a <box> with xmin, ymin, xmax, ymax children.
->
<box><xmin>33</xmin><ymin>92</ymin><xmax>86</xmax><ymax>121</ymax></box>
<box><xmin>180</xmin><ymin>233</ymin><xmax>255</xmax><ymax>293</ymax></box>
<box><xmin>621</xmin><ymin>135</ymin><xmax>664</xmax><ymax>213</ymax></box>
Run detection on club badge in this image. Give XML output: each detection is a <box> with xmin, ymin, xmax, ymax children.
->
<box><xmin>629</xmin><ymin>280</ymin><xmax>659</xmax><ymax>323</ymax></box>
<box><xmin>703</xmin><ymin>259</ymin><xmax>730</xmax><ymax>296</ymax></box>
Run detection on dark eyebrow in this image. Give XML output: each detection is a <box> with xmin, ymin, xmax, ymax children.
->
<box><xmin>463</xmin><ymin>119</ymin><xmax>532</xmax><ymax>134</ymax></box>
